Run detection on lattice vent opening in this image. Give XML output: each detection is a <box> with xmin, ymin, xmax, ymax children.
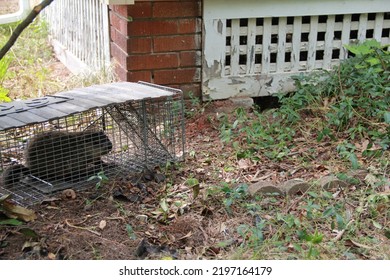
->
<box><xmin>0</xmin><ymin>89</ymin><xmax>185</xmax><ymax>206</ymax></box>
<box><xmin>224</xmin><ymin>12</ymin><xmax>390</xmax><ymax>76</ymax></box>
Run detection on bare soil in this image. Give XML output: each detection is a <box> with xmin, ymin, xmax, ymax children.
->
<box><xmin>0</xmin><ymin>100</ymin><xmax>257</xmax><ymax>260</ymax></box>
<box><xmin>0</xmin><ymin>78</ymin><xmax>389</xmax><ymax>259</ymax></box>
<box><xmin>0</xmin><ymin>0</ymin><xmax>19</xmax><ymax>15</ymax></box>
<box><xmin>0</xmin><ymin>3</ymin><xmax>388</xmax><ymax>258</ymax></box>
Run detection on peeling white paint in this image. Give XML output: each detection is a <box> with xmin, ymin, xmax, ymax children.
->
<box><xmin>202</xmin><ymin>0</ymin><xmax>390</xmax><ymax>100</ymax></box>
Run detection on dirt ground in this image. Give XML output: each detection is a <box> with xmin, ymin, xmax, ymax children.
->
<box><xmin>0</xmin><ymin>1</ymin><xmax>388</xmax><ymax>259</ymax></box>
<box><xmin>0</xmin><ymin>78</ymin><xmax>389</xmax><ymax>260</ymax></box>
<box><xmin>0</xmin><ymin>99</ymin><xmax>258</xmax><ymax>260</ymax></box>
<box><xmin>0</xmin><ymin>0</ymin><xmax>19</xmax><ymax>15</ymax></box>
<box><xmin>0</xmin><ymin>58</ymin><xmax>388</xmax><ymax>259</ymax></box>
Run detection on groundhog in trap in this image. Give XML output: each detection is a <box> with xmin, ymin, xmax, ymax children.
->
<box><xmin>2</xmin><ymin>130</ymin><xmax>113</xmax><ymax>187</ymax></box>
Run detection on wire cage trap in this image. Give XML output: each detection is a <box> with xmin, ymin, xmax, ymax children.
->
<box><xmin>0</xmin><ymin>82</ymin><xmax>185</xmax><ymax>205</ymax></box>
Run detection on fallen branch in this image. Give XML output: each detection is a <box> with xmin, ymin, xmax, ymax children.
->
<box><xmin>0</xmin><ymin>0</ymin><xmax>54</xmax><ymax>60</ymax></box>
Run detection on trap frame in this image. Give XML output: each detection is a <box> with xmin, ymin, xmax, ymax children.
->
<box><xmin>0</xmin><ymin>82</ymin><xmax>185</xmax><ymax>205</ymax></box>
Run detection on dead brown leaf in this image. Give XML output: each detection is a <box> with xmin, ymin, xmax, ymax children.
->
<box><xmin>99</xmin><ymin>220</ymin><xmax>107</xmax><ymax>230</ymax></box>
<box><xmin>1</xmin><ymin>199</ymin><xmax>37</xmax><ymax>222</ymax></box>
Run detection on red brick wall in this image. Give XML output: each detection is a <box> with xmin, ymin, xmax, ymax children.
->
<box><xmin>109</xmin><ymin>0</ymin><xmax>202</xmax><ymax>98</ymax></box>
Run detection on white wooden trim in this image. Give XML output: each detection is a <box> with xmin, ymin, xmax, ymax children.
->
<box><xmin>261</xmin><ymin>18</ymin><xmax>272</xmax><ymax>74</ymax></box>
<box><xmin>204</xmin><ymin>0</ymin><xmax>390</xmax><ymax>19</ymax></box>
<box><xmin>246</xmin><ymin>18</ymin><xmax>257</xmax><ymax>75</ymax></box>
<box><xmin>50</xmin><ymin>38</ymin><xmax>90</xmax><ymax>75</ymax></box>
<box><xmin>101</xmin><ymin>0</ymin><xmax>134</xmax><ymax>5</ymax></box>
<box><xmin>323</xmin><ymin>15</ymin><xmax>335</xmax><ymax>69</ymax></box>
<box><xmin>203</xmin><ymin>0</ymin><xmax>390</xmax><ymax>100</ymax></box>
<box><xmin>276</xmin><ymin>17</ymin><xmax>287</xmax><ymax>73</ymax></box>
<box><xmin>291</xmin><ymin>16</ymin><xmax>302</xmax><ymax>72</ymax></box>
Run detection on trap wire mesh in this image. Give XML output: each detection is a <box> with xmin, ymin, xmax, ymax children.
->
<box><xmin>0</xmin><ymin>82</ymin><xmax>185</xmax><ymax>206</ymax></box>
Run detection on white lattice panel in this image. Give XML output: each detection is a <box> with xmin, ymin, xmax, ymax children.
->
<box><xmin>202</xmin><ymin>0</ymin><xmax>390</xmax><ymax>100</ymax></box>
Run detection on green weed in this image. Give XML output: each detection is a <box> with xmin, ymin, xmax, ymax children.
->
<box><xmin>219</xmin><ymin>40</ymin><xmax>389</xmax><ymax>168</ymax></box>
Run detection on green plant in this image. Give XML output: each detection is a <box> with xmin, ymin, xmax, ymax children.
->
<box><xmin>125</xmin><ymin>224</ymin><xmax>137</xmax><ymax>240</ymax></box>
<box><xmin>221</xmin><ymin>183</ymin><xmax>248</xmax><ymax>213</ymax></box>
<box><xmin>219</xmin><ymin>40</ymin><xmax>389</xmax><ymax>169</ymax></box>
<box><xmin>237</xmin><ymin>220</ymin><xmax>266</xmax><ymax>248</ymax></box>
<box><xmin>185</xmin><ymin>177</ymin><xmax>200</xmax><ymax>199</ymax></box>
<box><xmin>88</xmin><ymin>171</ymin><xmax>109</xmax><ymax>190</ymax></box>
<box><xmin>185</xmin><ymin>91</ymin><xmax>205</xmax><ymax>118</ymax></box>
<box><xmin>0</xmin><ymin>57</ymin><xmax>12</xmax><ymax>102</ymax></box>
<box><xmin>297</xmin><ymin>230</ymin><xmax>324</xmax><ymax>259</ymax></box>
<box><xmin>336</xmin><ymin>141</ymin><xmax>360</xmax><ymax>169</ymax></box>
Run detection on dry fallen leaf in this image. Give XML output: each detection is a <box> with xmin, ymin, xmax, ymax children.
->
<box><xmin>1</xmin><ymin>199</ymin><xmax>37</xmax><ymax>222</ymax></box>
<box><xmin>238</xmin><ymin>158</ymin><xmax>251</xmax><ymax>169</ymax></box>
<box><xmin>62</xmin><ymin>189</ymin><xmax>76</xmax><ymax>200</ymax></box>
<box><xmin>48</xmin><ymin>252</ymin><xmax>56</xmax><ymax>260</ymax></box>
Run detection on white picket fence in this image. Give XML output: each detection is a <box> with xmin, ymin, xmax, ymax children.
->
<box><xmin>43</xmin><ymin>0</ymin><xmax>111</xmax><ymax>74</ymax></box>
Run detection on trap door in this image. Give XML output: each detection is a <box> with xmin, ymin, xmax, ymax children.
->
<box><xmin>202</xmin><ymin>0</ymin><xmax>390</xmax><ymax>100</ymax></box>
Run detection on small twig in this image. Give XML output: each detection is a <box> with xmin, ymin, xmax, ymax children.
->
<box><xmin>284</xmin><ymin>188</ymin><xmax>312</xmax><ymax>214</ymax></box>
<box><xmin>65</xmin><ymin>219</ymin><xmax>101</xmax><ymax>236</ymax></box>
<box><xmin>107</xmin><ymin>216</ymin><xmax>126</xmax><ymax>222</ymax></box>
<box><xmin>338</xmin><ymin>186</ymin><xmax>358</xmax><ymax>208</ymax></box>
<box><xmin>333</xmin><ymin>219</ymin><xmax>354</xmax><ymax>241</ymax></box>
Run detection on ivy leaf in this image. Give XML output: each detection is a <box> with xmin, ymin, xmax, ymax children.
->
<box><xmin>384</xmin><ymin>112</ymin><xmax>390</xmax><ymax>124</ymax></box>
<box><xmin>372</xmin><ymin>221</ymin><xmax>383</xmax><ymax>230</ymax></box>
<box><xmin>0</xmin><ymin>219</ymin><xmax>23</xmax><ymax>226</ymax></box>
<box><xmin>19</xmin><ymin>228</ymin><xmax>39</xmax><ymax>238</ymax></box>
<box><xmin>160</xmin><ymin>198</ymin><xmax>169</xmax><ymax>213</ymax></box>
<box><xmin>348</xmin><ymin>153</ymin><xmax>360</xmax><ymax>169</ymax></box>
<box><xmin>125</xmin><ymin>224</ymin><xmax>137</xmax><ymax>240</ymax></box>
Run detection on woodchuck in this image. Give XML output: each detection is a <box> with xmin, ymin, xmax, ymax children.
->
<box><xmin>2</xmin><ymin>130</ymin><xmax>113</xmax><ymax>187</ymax></box>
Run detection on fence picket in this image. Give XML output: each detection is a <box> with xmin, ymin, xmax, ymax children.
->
<box><xmin>43</xmin><ymin>0</ymin><xmax>111</xmax><ymax>74</ymax></box>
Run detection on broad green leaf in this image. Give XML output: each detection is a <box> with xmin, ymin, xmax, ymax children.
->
<box><xmin>372</xmin><ymin>221</ymin><xmax>383</xmax><ymax>230</ymax></box>
<box><xmin>0</xmin><ymin>219</ymin><xmax>23</xmax><ymax>226</ymax></box>
<box><xmin>19</xmin><ymin>227</ymin><xmax>39</xmax><ymax>238</ymax></box>
<box><xmin>160</xmin><ymin>199</ymin><xmax>169</xmax><ymax>212</ymax></box>
<box><xmin>384</xmin><ymin>112</ymin><xmax>390</xmax><ymax>124</ymax></box>
<box><xmin>125</xmin><ymin>224</ymin><xmax>137</xmax><ymax>240</ymax></box>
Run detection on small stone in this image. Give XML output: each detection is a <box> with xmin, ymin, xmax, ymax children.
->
<box><xmin>279</xmin><ymin>179</ymin><xmax>310</xmax><ymax>195</ymax></box>
<box><xmin>98</xmin><ymin>220</ymin><xmax>107</xmax><ymax>230</ymax></box>
<box><xmin>248</xmin><ymin>181</ymin><xmax>284</xmax><ymax>196</ymax></box>
<box><xmin>230</xmin><ymin>97</ymin><xmax>254</xmax><ymax>108</ymax></box>
<box><xmin>136</xmin><ymin>214</ymin><xmax>148</xmax><ymax>223</ymax></box>
<box><xmin>319</xmin><ymin>175</ymin><xmax>348</xmax><ymax>190</ymax></box>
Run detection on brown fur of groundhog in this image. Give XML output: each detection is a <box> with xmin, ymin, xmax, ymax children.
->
<box><xmin>2</xmin><ymin>130</ymin><xmax>112</xmax><ymax>187</ymax></box>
